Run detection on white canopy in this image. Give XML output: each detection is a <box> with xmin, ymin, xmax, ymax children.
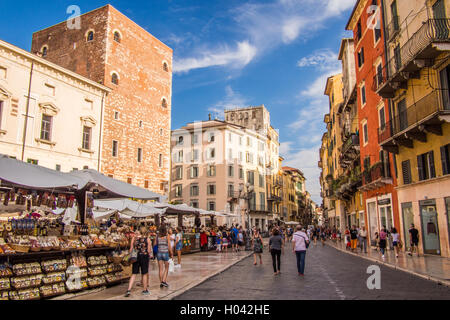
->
<box><xmin>154</xmin><ymin>203</ymin><xmax>199</xmax><ymax>215</ymax></box>
<box><xmin>94</xmin><ymin>199</ymin><xmax>164</xmax><ymax>218</ymax></box>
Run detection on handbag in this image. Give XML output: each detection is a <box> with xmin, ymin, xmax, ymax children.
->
<box><xmin>168</xmin><ymin>259</ymin><xmax>175</xmax><ymax>273</ymax></box>
<box><xmin>129</xmin><ymin>249</ymin><xmax>138</xmax><ymax>264</ymax></box>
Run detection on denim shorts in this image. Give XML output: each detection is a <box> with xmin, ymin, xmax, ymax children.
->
<box><xmin>157</xmin><ymin>252</ymin><xmax>170</xmax><ymax>262</ymax></box>
<box><xmin>175</xmin><ymin>242</ymin><xmax>183</xmax><ymax>251</ymax></box>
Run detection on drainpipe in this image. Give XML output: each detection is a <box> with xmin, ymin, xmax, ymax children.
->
<box><xmin>97</xmin><ymin>91</ymin><xmax>106</xmax><ymax>171</ymax></box>
<box><xmin>21</xmin><ymin>61</ymin><xmax>34</xmax><ymax>161</ymax></box>
<box><xmin>380</xmin><ymin>0</ymin><xmax>394</xmax><ymax>127</ymax></box>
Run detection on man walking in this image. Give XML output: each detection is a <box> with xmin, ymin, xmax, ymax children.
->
<box><xmin>408</xmin><ymin>224</ymin><xmax>420</xmax><ymax>257</ymax></box>
<box><xmin>350</xmin><ymin>225</ymin><xmax>358</xmax><ymax>252</ymax></box>
<box><xmin>231</xmin><ymin>224</ymin><xmax>239</xmax><ymax>253</ymax></box>
<box><xmin>359</xmin><ymin>226</ymin><xmax>368</xmax><ymax>253</ymax></box>
<box><xmin>292</xmin><ymin>225</ymin><xmax>309</xmax><ymax>277</ymax></box>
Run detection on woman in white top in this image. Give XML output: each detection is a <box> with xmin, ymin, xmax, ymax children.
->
<box><xmin>175</xmin><ymin>227</ymin><xmax>183</xmax><ymax>268</ymax></box>
<box><xmin>391</xmin><ymin>227</ymin><xmax>401</xmax><ymax>258</ymax></box>
<box><xmin>168</xmin><ymin>228</ymin><xmax>176</xmax><ymax>260</ymax></box>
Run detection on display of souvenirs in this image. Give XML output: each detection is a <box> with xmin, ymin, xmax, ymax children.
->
<box><xmin>0</xmin><ymin>244</ymin><xmax>15</xmax><ymax>255</ymax></box>
<box><xmin>87</xmin><ymin>276</ymin><xmax>106</xmax><ymax>288</ymax></box>
<box><xmin>0</xmin><ymin>264</ymin><xmax>12</xmax><ymax>277</ymax></box>
<box><xmin>40</xmin><ymin>282</ymin><xmax>65</xmax><ymax>298</ymax></box>
<box><xmin>41</xmin><ymin>259</ymin><xmax>67</xmax><ymax>273</ymax></box>
<box><xmin>88</xmin><ymin>266</ymin><xmax>107</xmax><ymax>277</ymax></box>
<box><xmin>66</xmin><ymin>267</ymin><xmax>88</xmax><ymax>280</ymax></box>
<box><xmin>42</xmin><ymin>272</ymin><xmax>65</xmax><ymax>285</ymax></box>
<box><xmin>11</xmin><ymin>274</ymin><xmax>43</xmax><ymax>289</ymax></box>
<box><xmin>9</xmin><ymin>288</ymin><xmax>40</xmax><ymax>300</ymax></box>
<box><xmin>104</xmin><ymin>272</ymin><xmax>122</xmax><ymax>283</ymax></box>
<box><xmin>106</xmin><ymin>263</ymin><xmax>123</xmax><ymax>274</ymax></box>
<box><xmin>66</xmin><ymin>278</ymin><xmax>88</xmax><ymax>292</ymax></box>
<box><xmin>88</xmin><ymin>234</ymin><xmax>105</xmax><ymax>248</ymax></box>
<box><xmin>0</xmin><ymin>277</ymin><xmax>10</xmax><ymax>290</ymax></box>
<box><xmin>13</xmin><ymin>262</ymin><xmax>42</xmax><ymax>276</ymax></box>
<box><xmin>66</xmin><ymin>239</ymin><xmax>86</xmax><ymax>250</ymax></box>
<box><xmin>87</xmin><ymin>255</ymin><xmax>107</xmax><ymax>266</ymax></box>
<box><xmin>69</xmin><ymin>253</ymin><xmax>87</xmax><ymax>268</ymax></box>
<box><xmin>0</xmin><ymin>291</ymin><xmax>8</xmax><ymax>300</ymax></box>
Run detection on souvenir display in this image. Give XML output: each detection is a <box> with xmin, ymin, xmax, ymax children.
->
<box><xmin>13</xmin><ymin>263</ymin><xmax>42</xmax><ymax>276</ymax></box>
<box><xmin>41</xmin><ymin>259</ymin><xmax>67</xmax><ymax>273</ymax></box>
<box><xmin>87</xmin><ymin>276</ymin><xmax>106</xmax><ymax>288</ymax></box>
<box><xmin>87</xmin><ymin>255</ymin><xmax>108</xmax><ymax>266</ymax></box>
<box><xmin>42</xmin><ymin>272</ymin><xmax>66</xmax><ymax>285</ymax></box>
<box><xmin>0</xmin><ymin>277</ymin><xmax>10</xmax><ymax>290</ymax></box>
<box><xmin>104</xmin><ymin>272</ymin><xmax>123</xmax><ymax>284</ymax></box>
<box><xmin>0</xmin><ymin>291</ymin><xmax>8</xmax><ymax>301</ymax></box>
<box><xmin>9</xmin><ymin>288</ymin><xmax>40</xmax><ymax>300</ymax></box>
<box><xmin>11</xmin><ymin>274</ymin><xmax>43</xmax><ymax>289</ymax></box>
<box><xmin>40</xmin><ymin>282</ymin><xmax>65</xmax><ymax>297</ymax></box>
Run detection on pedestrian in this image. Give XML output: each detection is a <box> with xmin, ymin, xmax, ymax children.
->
<box><xmin>216</xmin><ymin>232</ymin><xmax>222</xmax><ymax>253</ymax></box>
<box><xmin>359</xmin><ymin>226</ymin><xmax>368</xmax><ymax>253</ymax></box>
<box><xmin>344</xmin><ymin>227</ymin><xmax>351</xmax><ymax>250</ymax></box>
<box><xmin>125</xmin><ymin>227</ymin><xmax>152</xmax><ymax>297</ymax></box>
<box><xmin>287</xmin><ymin>227</ymin><xmax>293</xmax><ymax>242</ymax></box>
<box><xmin>408</xmin><ymin>224</ymin><xmax>420</xmax><ymax>257</ymax></box>
<box><xmin>168</xmin><ymin>228</ymin><xmax>176</xmax><ymax>259</ymax></box>
<box><xmin>252</xmin><ymin>228</ymin><xmax>263</xmax><ymax>265</ymax></box>
<box><xmin>320</xmin><ymin>227</ymin><xmax>326</xmax><ymax>246</ymax></box>
<box><xmin>379</xmin><ymin>228</ymin><xmax>387</xmax><ymax>259</ymax></box>
<box><xmin>175</xmin><ymin>227</ymin><xmax>183</xmax><ymax>268</ymax></box>
<box><xmin>156</xmin><ymin>226</ymin><xmax>173</xmax><ymax>288</ymax></box>
<box><xmin>292</xmin><ymin>225</ymin><xmax>309</xmax><ymax>276</ymax></box>
<box><xmin>222</xmin><ymin>229</ymin><xmax>228</xmax><ymax>253</ymax></box>
<box><xmin>269</xmin><ymin>228</ymin><xmax>284</xmax><ymax>275</ymax></box>
<box><xmin>350</xmin><ymin>225</ymin><xmax>358</xmax><ymax>252</ymax></box>
<box><xmin>231</xmin><ymin>224</ymin><xmax>239</xmax><ymax>253</ymax></box>
<box><xmin>391</xmin><ymin>227</ymin><xmax>401</xmax><ymax>258</ymax></box>
<box><xmin>238</xmin><ymin>228</ymin><xmax>244</xmax><ymax>250</ymax></box>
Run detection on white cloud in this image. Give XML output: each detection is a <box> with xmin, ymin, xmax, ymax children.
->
<box><xmin>324</xmin><ymin>0</ymin><xmax>356</xmax><ymax>18</ymax></box>
<box><xmin>208</xmin><ymin>85</ymin><xmax>249</xmax><ymax>119</ymax></box>
<box><xmin>282</xmin><ymin>18</ymin><xmax>307</xmax><ymax>44</ymax></box>
<box><xmin>297</xmin><ymin>49</ymin><xmax>340</xmax><ymax>71</ymax></box>
<box><xmin>173</xmin><ymin>41</ymin><xmax>257</xmax><ymax>73</ymax></box>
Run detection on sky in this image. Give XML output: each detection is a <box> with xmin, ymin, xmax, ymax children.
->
<box><xmin>0</xmin><ymin>0</ymin><xmax>356</xmax><ymax>204</ymax></box>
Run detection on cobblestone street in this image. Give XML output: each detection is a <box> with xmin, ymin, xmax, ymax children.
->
<box><xmin>175</xmin><ymin>243</ymin><xmax>450</xmax><ymax>300</ymax></box>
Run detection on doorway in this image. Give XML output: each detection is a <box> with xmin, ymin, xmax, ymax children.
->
<box><xmin>419</xmin><ymin>199</ymin><xmax>441</xmax><ymax>255</ymax></box>
<box><xmin>368</xmin><ymin>202</ymin><xmax>378</xmax><ymax>241</ymax></box>
<box><xmin>402</xmin><ymin>202</ymin><xmax>414</xmax><ymax>251</ymax></box>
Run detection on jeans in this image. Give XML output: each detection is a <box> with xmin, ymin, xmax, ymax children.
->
<box><xmin>271</xmin><ymin>249</ymin><xmax>281</xmax><ymax>272</ymax></box>
<box><xmin>360</xmin><ymin>237</ymin><xmax>367</xmax><ymax>253</ymax></box>
<box><xmin>295</xmin><ymin>251</ymin><xmax>306</xmax><ymax>275</ymax></box>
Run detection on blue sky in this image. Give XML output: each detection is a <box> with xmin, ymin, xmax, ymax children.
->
<box><xmin>0</xmin><ymin>0</ymin><xmax>355</xmax><ymax>203</ymax></box>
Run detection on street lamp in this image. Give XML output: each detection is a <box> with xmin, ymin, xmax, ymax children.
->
<box><xmin>240</xmin><ymin>183</ymin><xmax>254</xmax><ymax>251</ymax></box>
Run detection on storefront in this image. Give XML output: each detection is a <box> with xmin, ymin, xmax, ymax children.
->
<box><xmin>401</xmin><ymin>203</ymin><xmax>414</xmax><ymax>251</ymax></box>
<box><xmin>419</xmin><ymin>199</ymin><xmax>441</xmax><ymax>255</ymax></box>
<box><xmin>366</xmin><ymin>195</ymin><xmax>394</xmax><ymax>245</ymax></box>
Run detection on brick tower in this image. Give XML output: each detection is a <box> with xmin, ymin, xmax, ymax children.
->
<box><xmin>31</xmin><ymin>4</ymin><xmax>172</xmax><ymax>195</ymax></box>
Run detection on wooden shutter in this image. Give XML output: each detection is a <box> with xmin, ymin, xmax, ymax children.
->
<box><xmin>440</xmin><ymin>66</ymin><xmax>450</xmax><ymax>110</ymax></box>
<box><xmin>402</xmin><ymin>160</ymin><xmax>411</xmax><ymax>184</ymax></box>
<box><xmin>441</xmin><ymin>145</ymin><xmax>449</xmax><ymax>175</ymax></box>
<box><xmin>417</xmin><ymin>155</ymin><xmax>425</xmax><ymax>181</ymax></box>
<box><xmin>428</xmin><ymin>151</ymin><xmax>436</xmax><ymax>178</ymax></box>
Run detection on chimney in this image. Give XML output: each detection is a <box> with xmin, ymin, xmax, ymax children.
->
<box><xmin>208</xmin><ymin>114</ymin><xmax>211</xmax><ymax>121</ymax></box>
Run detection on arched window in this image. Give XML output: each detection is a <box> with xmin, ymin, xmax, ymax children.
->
<box><xmin>114</xmin><ymin>31</ymin><xmax>121</xmax><ymax>43</ymax></box>
<box><xmin>87</xmin><ymin>31</ymin><xmax>94</xmax><ymax>42</ymax></box>
<box><xmin>162</xmin><ymin>98</ymin><xmax>168</xmax><ymax>108</ymax></box>
<box><xmin>41</xmin><ymin>46</ymin><xmax>48</xmax><ymax>57</ymax></box>
<box><xmin>111</xmin><ymin>73</ymin><xmax>119</xmax><ymax>85</ymax></box>
<box><xmin>163</xmin><ymin>62</ymin><xmax>169</xmax><ymax>72</ymax></box>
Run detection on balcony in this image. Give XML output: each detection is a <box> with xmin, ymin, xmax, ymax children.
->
<box><xmin>339</xmin><ymin>133</ymin><xmax>360</xmax><ymax>169</ymax></box>
<box><xmin>274</xmin><ymin>177</ymin><xmax>283</xmax><ymax>188</ymax></box>
<box><xmin>379</xmin><ymin>90</ymin><xmax>450</xmax><ymax>153</ymax></box>
<box><xmin>227</xmin><ymin>191</ymin><xmax>241</xmax><ymax>202</ymax></box>
<box><xmin>267</xmin><ymin>193</ymin><xmax>282</xmax><ymax>202</ymax></box>
<box><xmin>375</xmin><ymin>19</ymin><xmax>450</xmax><ymax>98</ymax></box>
<box><xmin>249</xmin><ymin>205</ymin><xmax>268</xmax><ymax>213</ymax></box>
<box><xmin>385</xmin><ymin>15</ymin><xmax>400</xmax><ymax>42</ymax></box>
<box><xmin>360</xmin><ymin>162</ymin><xmax>393</xmax><ymax>191</ymax></box>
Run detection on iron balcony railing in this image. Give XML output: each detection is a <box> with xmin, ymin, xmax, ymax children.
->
<box><xmin>378</xmin><ymin>90</ymin><xmax>450</xmax><ymax>143</ymax></box>
<box><xmin>267</xmin><ymin>194</ymin><xmax>282</xmax><ymax>202</ymax></box>
<box><xmin>385</xmin><ymin>15</ymin><xmax>400</xmax><ymax>41</ymax></box>
<box><xmin>362</xmin><ymin>163</ymin><xmax>391</xmax><ymax>186</ymax></box>
<box><xmin>375</xmin><ymin>19</ymin><xmax>450</xmax><ymax>92</ymax></box>
<box><xmin>249</xmin><ymin>205</ymin><xmax>267</xmax><ymax>212</ymax></box>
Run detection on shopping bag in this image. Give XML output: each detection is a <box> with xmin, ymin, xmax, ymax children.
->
<box><xmin>168</xmin><ymin>259</ymin><xmax>175</xmax><ymax>273</ymax></box>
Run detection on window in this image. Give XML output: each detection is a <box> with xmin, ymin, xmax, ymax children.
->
<box><xmin>247</xmin><ymin>171</ymin><xmax>255</xmax><ymax>185</ymax></box>
<box><xmin>139</xmin><ymin>120</ymin><xmax>143</xmax><ymax>128</ymax></box>
<box><xmin>376</xmin><ymin>63</ymin><xmax>383</xmax><ymax>86</ymax></box>
<box><xmin>357</xmin><ymin>21</ymin><xmax>362</xmax><ymax>40</ymax></box>
<box><xmin>228</xmin><ymin>165</ymin><xmax>234</xmax><ymax>177</ymax></box>
<box><xmin>208</xmin><ymin>148</ymin><xmax>215</xmax><ymax>159</ymax></box>
<box><xmin>127</xmin><ymin>178</ymin><xmax>132</xmax><ymax>184</ymax></box>
<box><xmin>190</xmin><ymin>166</ymin><xmax>199</xmax><ymax>179</ymax></box>
<box><xmin>259</xmin><ymin>173</ymin><xmax>264</xmax><ymax>188</ymax></box>
<box><xmin>362</xmin><ymin>121</ymin><xmax>368</xmax><ymax>145</ymax></box>
<box><xmin>175</xmin><ymin>166</ymin><xmax>183</xmax><ymax>180</ymax></box>
<box><xmin>55</xmin><ymin>164</ymin><xmax>61</xmax><ymax>171</ymax></box>
<box><xmin>175</xmin><ymin>185</ymin><xmax>183</xmax><ymax>198</ymax></box>
<box><xmin>144</xmin><ymin>180</ymin><xmax>149</xmax><ymax>189</ymax></box>
<box><xmin>439</xmin><ymin>65</ymin><xmax>450</xmax><ymax>110</ymax></box>
<box><xmin>247</xmin><ymin>137</ymin><xmax>252</xmax><ymax>147</ymax></box>
<box><xmin>208</xmin><ymin>201</ymin><xmax>216</xmax><ymax>211</ymax></box>
<box><xmin>246</xmin><ymin>152</ymin><xmax>254</xmax><ymax>164</ymax></box>
<box><xmin>190</xmin><ymin>201</ymin><xmax>199</xmax><ymax>209</ymax></box>
<box><xmin>82</xmin><ymin>126</ymin><xmax>92</xmax><ymax>150</ymax></box>
<box><xmin>159</xmin><ymin>154</ymin><xmax>163</xmax><ymax>168</ymax></box>
<box><xmin>40</xmin><ymin>115</ymin><xmax>52</xmax><ymax>141</ymax></box>
<box><xmin>394</xmin><ymin>45</ymin><xmax>401</xmax><ymax>71</ymax></box>
<box><xmin>228</xmin><ymin>148</ymin><xmax>233</xmax><ymax>160</ymax></box>
<box><xmin>162</xmin><ymin>98</ymin><xmax>168</xmax><ymax>108</ymax></box>
<box><xmin>401</xmin><ymin>160</ymin><xmax>412</xmax><ymax>184</ymax></box>
<box><xmin>111</xmin><ymin>73</ymin><xmax>119</xmax><ymax>85</ymax></box>
<box><xmin>239</xmin><ymin>167</ymin><xmax>244</xmax><ymax>180</ymax></box>
<box><xmin>361</xmin><ymin>85</ymin><xmax>366</xmax><ymax>105</ymax></box>
<box><xmin>42</xmin><ymin>46</ymin><xmax>48</xmax><ymax>57</ymax></box>
<box><xmin>207</xmin><ymin>184</ymin><xmax>216</xmax><ymax>195</ymax></box>
<box><xmin>208</xmin><ymin>132</ymin><xmax>215</xmax><ymax>143</ymax></box>
<box><xmin>87</xmin><ymin>31</ymin><xmax>94</xmax><ymax>42</ymax></box>
<box><xmin>379</xmin><ymin>106</ymin><xmax>386</xmax><ymax>131</ymax></box>
<box><xmin>177</xmin><ymin>136</ymin><xmax>184</xmax><ymax>146</ymax></box>
<box><xmin>441</xmin><ymin>144</ymin><xmax>450</xmax><ymax>175</ymax></box>
<box><xmin>45</xmin><ymin>84</ymin><xmax>55</xmax><ymax>96</ymax></box>
<box><xmin>358</xmin><ymin>47</ymin><xmax>365</xmax><ymax>67</ymax></box>
<box><xmin>239</xmin><ymin>136</ymin><xmax>242</xmax><ymax>146</ymax></box>
<box><xmin>112</xmin><ymin>140</ymin><xmax>118</xmax><ymax>157</ymax></box>
<box><xmin>239</xmin><ymin>152</ymin><xmax>243</xmax><ymax>162</ymax></box>
<box><xmin>176</xmin><ymin>150</ymin><xmax>183</xmax><ymax>163</ymax></box>
<box><xmin>83</xmin><ymin>166</ymin><xmax>89</xmax><ymax>170</ymax></box>
<box><xmin>391</xmin><ymin>0</ymin><xmax>399</xmax><ymax>31</ymax></box>
<box><xmin>190</xmin><ymin>184</ymin><xmax>199</xmax><ymax>197</ymax></box>
<box><xmin>191</xmin><ymin>149</ymin><xmax>199</xmax><ymax>162</ymax></box>
<box><xmin>114</xmin><ymin>31</ymin><xmax>121</xmax><ymax>43</ymax></box>
<box><xmin>163</xmin><ymin>62</ymin><xmax>168</xmax><ymax>72</ymax></box>
<box><xmin>27</xmin><ymin>159</ymin><xmax>38</xmax><ymax>165</ymax></box>
<box><xmin>228</xmin><ymin>184</ymin><xmax>234</xmax><ymax>197</ymax></box>
<box><xmin>207</xmin><ymin>165</ymin><xmax>216</xmax><ymax>177</ymax></box>
<box><xmin>137</xmin><ymin>148</ymin><xmax>143</xmax><ymax>163</ymax></box>
<box><xmin>192</xmin><ymin>134</ymin><xmax>199</xmax><ymax>145</ymax></box>
<box><xmin>114</xmin><ymin>111</ymin><xmax>120</xmax><ymax>120</ymax></box>
<box><xmin>228</xmin><ymin>133</ymin><xmax>232</xmax><ymax>142</ymax></box>
<box><xmin>417</xmin><ymin>151</ymin><xmax>436</xmax><ymax>181</ymax></box>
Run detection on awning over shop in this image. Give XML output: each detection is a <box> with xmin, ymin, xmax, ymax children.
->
<box><xmin>154</xmin><ymin>203</ymin><xmax>199</xmax><ymax>215</ymax></box>
<box><xmin>94</xmin><ymin>199</ymin><xmax>164</xmax><ymax>218</ymax></box>
<box><xmin>0</xmin><ymin>154</ymin><xmax>84</xmax><ymax>191</ymax></box>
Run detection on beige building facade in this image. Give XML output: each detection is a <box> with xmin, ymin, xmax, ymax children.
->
<box><xmin>0</xmin><ymin>39</ymin><xmax>110</xmax><ymax>172</ymax></box>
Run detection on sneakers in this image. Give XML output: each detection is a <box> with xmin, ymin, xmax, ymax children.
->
<box><xmin>161</xmin><ymin>282</ymin><xmax>169</xmax><ymax>288</ymax></box>
<box><xmin>125</xmin><ymin>290</ymin><xmax>131</xmax><ymax>297</ymax></box>
<box><xmin>142</xmin><ymin>290</ymin><xmax>150</xmax><ymax>296</ymax></box>
<box><xmin>175</xmin><ymin>264</ymin><xmax>181</xmax><ymax>268</ymax></box>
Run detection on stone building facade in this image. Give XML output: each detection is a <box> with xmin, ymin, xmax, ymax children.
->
<box><xmin>30</xmin><ymin>4</ymin><xmax>173</xmax><ymax>195</ymax></box>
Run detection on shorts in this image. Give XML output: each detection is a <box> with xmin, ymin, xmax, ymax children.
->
<box><xmin>411</xmin><ymin>239</ymin><xmax>419</xmax><ymax>246</ymax></box>
<box><xmin>216</xmin><ymin>244</ymin><xmax>222</xmax><ymax>250</ymax></box>
<box><xmin>132</xmin><ymin>254</ymin><xmax>149</xmax><ymax>275</ymax></box>
<box><xmin>157</xmin><ymin>252</ymin><xmax>170</xmax><ymax>262</ymax></box>
<box><xmin>176</xmin><ymin>242</ymin><xmax>183</xmax><ymax>251</ymax></box>
<box><xmin>393</xmin><ymin>241</ymin><xmax>398</xmax><ymax>247</ymax></box>
<box><xmin>238</xmin><ymin>241</ymin><xmax>243</xmax><ymax>246</ymax></box>
<box><xmin>222</xmin><ymin>240</ymin><xmax>228</xmax><ymax>246</ymax></box>
<box><xmin>231</xmin><ymin>238</ymin><xmax>238</xmax><ymax>245</ymax></box>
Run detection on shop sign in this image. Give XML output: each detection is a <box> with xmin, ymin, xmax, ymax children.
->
<box><xmin>378</xmin><ymin>199</ymin><xmax>391</xmax><ymax>206</ymax></box>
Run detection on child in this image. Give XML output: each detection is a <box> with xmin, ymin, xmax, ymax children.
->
<box><xmin>216</xmin><ymin>234</ymin><xmax>222</xmax><ymax>253</ymax></box>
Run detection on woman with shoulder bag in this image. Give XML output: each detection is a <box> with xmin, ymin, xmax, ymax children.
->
<box><xmin>156</xmin><ymin>226</ymin><xmax>173</xmax><ymax>288</ymax></box>
<box><xmin>252</xmin><ymin>229</ymin><xmax>264</xmax><ymax>266</ymax></box>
